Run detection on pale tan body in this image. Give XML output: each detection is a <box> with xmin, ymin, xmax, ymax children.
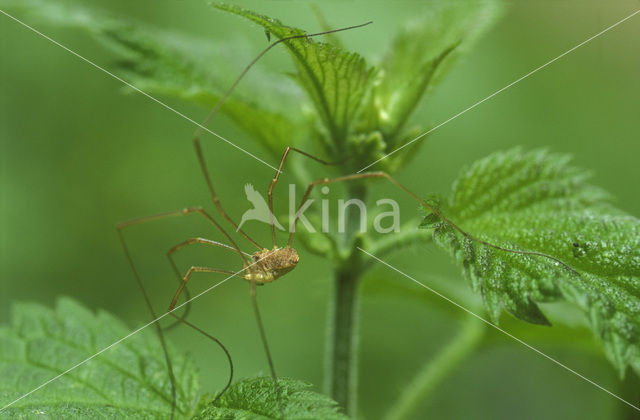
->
<box><xmin>244</xmin><ymin>247</ymin><xmax>299</xmax><ymax>284</ymax></box>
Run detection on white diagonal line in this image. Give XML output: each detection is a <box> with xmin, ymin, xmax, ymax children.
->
<box><xmin>358</xmin><ymin>8</ymin><xmax>640</xmax><ymax>173</ymax></box>
<box><xmin>0</xmin><ymin>257</ymin><xmax>263</xmax><ymax>413</ymax></box>
<box><xmin>0</xmin><ymin>9</ymin><xmax>279</xmax><ymax>172</ymax></box>
<box><xmin>357</xmin><ymin>247</ymin><xmax>640</xmax><ymax>413</ymax></box>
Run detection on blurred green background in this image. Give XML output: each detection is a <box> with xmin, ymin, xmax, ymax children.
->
<box><xmin>1</xmin><ymin>1</ymin><xmax>639</xmax><ymax>419</ymax></box>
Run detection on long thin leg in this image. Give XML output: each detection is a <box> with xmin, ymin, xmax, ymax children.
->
<box><xmin>193</xmin><ymin>21</ymin><xmax>373</xmax><ymax>141</ymax></box>
<box><xmin>117</xmin><ymin>207</ymin><xmax>248</xmax><ymax>265</ymax></box>
<box><xmin>169</xmin><ymin>266</ymin><xmax>237</xmax><ymax>310</ymax></box>
<box><xmin>249</xmin><ymin>278</ymin><xmax>285</xmax><ymax>419</ymax></box>
<box><xmin>164</xmin><ymin>238</ymin><xmax>250</xmax><ymax>330</ymax></box>
<box><xmin>267</xmin><ymin>146</ymin><xmax>351</xmax><ymax>247</ymax></box>
<box><xmin>118</xmin><ymin>208</ymin><xmax>249</xmax><ymax>333</ymax></box>
<box><xmin>167</xmin><ymin>266</ymin><xmax>240</xmax><ymax>405</ymax></box>
<box><xmin>192</xmin><ymin>140</ymin><xmax>264</xmax><ymax>251</ymax></box>
<box><xmin>168</xmin><ymin>237</ymin><xmax>252</xmax><ymax>261</ymax></box>
<box><xmin>169</xmin><ymin>314</ymin><xmax>234</xmax><ymax>406</ymax></box>
<box><xmin>116</xmin><ymin>229</ymin><xmax>177</xmax><ymax>420</ymax></box>
<box><xmin>288</xmin><ymin>172</ymin><xmax>580</xmax><ymax>275</ymax></box>
<box><xmin>116</xmin><ymin>207</ymin><xmax>247</xmax><ymax>418</ymax></box>
<box><xmin>190</xmin><ymin>22</ymin><xmax>373</xmax><ymax>251</ymax></box>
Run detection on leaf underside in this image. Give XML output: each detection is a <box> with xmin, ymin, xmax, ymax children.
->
<box><xmin>422</xmin><ymin>148</ymin><xmax>640</xmax><ymax>376</ymax></box>
<box><xmin>0</xmin><ymin>297</ymin><xmax>199</xmax><ymax>418</ymax></box>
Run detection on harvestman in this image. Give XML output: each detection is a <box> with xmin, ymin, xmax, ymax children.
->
<box><xmin>115</xmin><ymin>19</ymin><xmax>579</xmax><ymax>419</ymax></box>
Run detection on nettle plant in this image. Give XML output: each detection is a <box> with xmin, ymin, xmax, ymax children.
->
<box><xmin>1</xmin><ymin>1</ymin><xmax>639</xmax><ymax>419</ymax></box>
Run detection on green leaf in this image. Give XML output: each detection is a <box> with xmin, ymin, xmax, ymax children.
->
<box><xmin>422</xmin><ymin>148</ymin><xmax>640</xmax><ymax>375</ymax></box>
<box><xmin>194</xmin><ymin>377</ymin><xmax>349</xmax><ymax>420</ymax></box>
<box><xmin>376</xmin><ymin>1</ymin><xmax>503</xmax><ymax>136</ymax></box>
<box><xmin>3</xmin><ymin>0</ymin><xmax>302</xmax><ymax>157</ymax></box>
<box><xmin>214</xmin><ymin>3</ymin><xmax>375</xmax><ymax>155</ymax></box>
<box><xmin>106</xmin><ymin>24</ymin><xmax>302</xmax><ymax>157</ymax></box>
<box><xmin>353</xmin><ymin>1</ymin><xmax>504</xmax><ymax>172</ymax></box>
<box><xmin>0</xmin><ymin>297</ymin><xmax>199</xmax><ymax>418</ymax></box>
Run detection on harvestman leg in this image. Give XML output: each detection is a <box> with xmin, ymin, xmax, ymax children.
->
<box><xmin>189</xmin><ymin>22</ymin><xmax>372</xmax><ymax>253</ymax></box>
<box><xmin>166</xmin><ymin>266</ymin><xmax>240</xmax><ymax>404</ymax></box>
<box><xmin>267</xmin><ymin>146</ymin><xmax>349</xmax><ymax>247</ymax></box>
<box><xmin>166</xmin><ymin>238</ymin><xmax>248</xmax><ymax>312</ymax></box>
<box><xmin>117</xmin><ymin>207</ymin><xmax>248</xmax><ymax>263</ymax></box>
<box><xmin>168</xmin><ymin>252</ymin><xmax>287</xmax><ymax>417</ymax></box>
<box><xmin>164</xmin><ymin>237</ymin><xmax>251</xmax><ymax>329</ymax></box>
<box><xmin>118</xmin><ymin>208</ymin><xmax>250</xmax><ymax>327</ymax></box>
<box><xmin>164</xmin><ymin>237</ymin><xmax>285</xmax><ymax>414</ymax></box>
<box><xmin>166</xmin><ymin>262</ymin><xmax>283</xmax><ymax>414</ymax></box>
<box><xmin>286</xmin><ymin>171</ymin><xmax>580</xmax><ymax>273</ymax></box>
<box><xmin>116</xmin><ymin>207</ymin><xmax>249</xmax><ymax>417</ymax></box>
<box><xmin>249</xmin><ymin>275</ymin><xmax>285</xmax><ymax>419</ymax></box>
<box><xmin>191</xmin><ymin>138</ymin><xmax>263</xmax><ymax>251</ymax></box>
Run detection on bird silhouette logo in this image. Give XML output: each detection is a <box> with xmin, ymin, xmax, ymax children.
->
<box><xmin>237</xmin><ymin>183</ymin><xmax>285</xmax><ymax>231</ymax></box>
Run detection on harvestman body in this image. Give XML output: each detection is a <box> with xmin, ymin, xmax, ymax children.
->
<box><xmin>116</xmin><ymin>18</ymin><xmax>579</xmax><ymax>420</ymax></box>
<box><xmin>244</xmin><ymin>247</ymin><xmax>299</xmax><ymax>284</ymax></box>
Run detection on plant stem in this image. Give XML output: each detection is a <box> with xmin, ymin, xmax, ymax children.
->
<box><xmin>327</xmin><ymin>264</ymin><xmax>362</xmax><ymax>415</ymax></box>
<box><xmin>326</xmin><ymin>181</ymin><xmax>366</xmax><ymax>416</ymax></box>
<box><xmin>383</xmin><ymin>318</ymin><xmax>485</xmax><ymax>420</ymax></box>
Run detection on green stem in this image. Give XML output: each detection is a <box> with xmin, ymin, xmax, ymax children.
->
<box><xmin>326</xmin><ymin>182</ymin><xmax>367</xmax><ymax>416</ymax></box>
<box><xmin>383</xmin><ymin>318</ymin><xmax>485</xmax><ymax>420</ymax></box>
<box><xmin>326</xmin><ymin>264</ymin><xmax>362</xmax><ymax>415</ymax></box>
